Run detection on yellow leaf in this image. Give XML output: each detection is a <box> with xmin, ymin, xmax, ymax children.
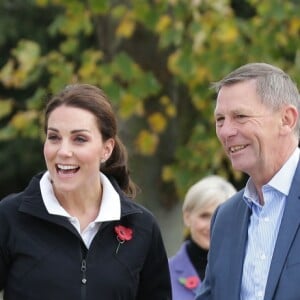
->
<box><xmin>35</xmin><ymin>0</ymin><xmax>48</xmax><ymax>7</ymax></box>
<box><xmin>275</xmin><ymin>32</ymin><xmax>288</xmax><ymax>47</ymax></box>
<box><xmin>116</xmin><ymin>16</ymin><xmax>136</xmax><ymax>38</ymax></box>
<box><xmin>120</xmin><ymin>93</ymin><xmax>144</xmax><ymax>119</ymax></box>
<box><xmin>289</xmin><ymin>17</ymin><xmax>300</xmax><ymax>36</ymax></box>
<box><xmin>0</xmin><ymin>99</ymin><xmax>14</xmax><ymax>119</ymax></box>
<box><xmin>13</xmin><ymin>40</ymin><xmax>40</xmax><ymax>72</ymax></box>
<box><xmin>0</xmin><ymin>60</ymin><xmax>15</xmax><ymax>87</ymax></box>
<box><xmin>160</xmin><ymin>95</ymin><xmax>170</xmax><ymax>106</ymax></box>
<box><xmin>162</xmin><ymin>165</ymin><xmax>174</xmax><ymax>182</ymax></box>
<box><xmin>193</xmin><ymin>31</ymin><xmax>206</xmax><ymax>53</ymax></box>
<box><xmin>10</xmin><ymin>111</ymin><xmax>38</xmax><ymax>130</ymax></box>
<box><xmin>193</xmin><ymin>95</ymin><xmax>209</xmax><ymax>110</ymax></box>
<box><xmin>159</xmin><ymin>96</ymin><xmax>176</xmax><ymax>117</ymax></box>
<box><xmin>216</xmin><ymin>22</ymin><xmax>239</xmax><ymax>43</ymax></box>
<box><xmin>0</xmin><ymin>40</ymin><xmax>41</xmax><ymax>88</ymax></box>
<box><xmin>148</xmin><ymin>112</ymin><xmax>167</xmax><ymax>133</ymax></box>
<box><xmin>167</xmin><ymin>50</ymin><xmax>181</xmax><ymax>75</ymax></box>
<box><xmin>165</xmin><ymin>103</ymin><xmax>176</xmax><ymax>117</ymax></box>
<box><xmin>189</xmin><ymin>67</ymin><xmax>211</xmax><ymax>87</ymax></box>
<box><xmin>135</xmin><ymin>130</ymin><xmax>158</xmax><ymax>156</ymax></box>
<box><xmin>78</xmin><ymin>51</ymin><xmax>103</xmax><ymax>79</ymax></box>
<box><xmin>155</xmin><ymin>15</ymin><xmax>172</xmax><ymax>33</ymax></box>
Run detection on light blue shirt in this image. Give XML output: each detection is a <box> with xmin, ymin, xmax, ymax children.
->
<box><xmin>240</xmin><ymin>147</ymin><xmax>300</xmax><ymax>300</ymax></box>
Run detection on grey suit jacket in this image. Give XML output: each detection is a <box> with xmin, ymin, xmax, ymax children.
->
<box><xmin>196</xmin><ymin>161</ymin><xmax>300</xmax><ymax>300</ymax></box>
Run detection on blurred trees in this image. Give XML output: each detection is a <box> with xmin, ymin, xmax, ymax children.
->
<box><xmin>0</xmin><ymin>0</ymin><xmax>300</xmax><ymax>205</ymax></box>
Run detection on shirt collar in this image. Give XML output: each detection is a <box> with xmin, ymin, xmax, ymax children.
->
<box><xmin>244</xmin><ymin>147</ymin><xmax>300</xmax><ymax>207</ymax></box>
<box><xmin>40</xmin><ymin>171</ymin><xmax>121</xmax><ymax>222</ymax></box>
<box><xmin>268</xmin><ymin>147</ymin><xmax>300</xmax><ymax>196</ymax></box>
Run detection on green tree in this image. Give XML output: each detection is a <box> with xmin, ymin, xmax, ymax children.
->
<box><xmin>0</xmin><ymin>0</ymin><xmax>300</xmax><ymax>205</ymax></box>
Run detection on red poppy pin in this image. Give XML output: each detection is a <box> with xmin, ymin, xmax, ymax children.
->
<box><xmin>114</xmin><ymin>225</ymin><xmax>133</xmax><ymax>254</ymax></box>
<box><xmin>179</xmin><ymin>276</ymin><xmax>200</xmax><ymax>290</ymax></box>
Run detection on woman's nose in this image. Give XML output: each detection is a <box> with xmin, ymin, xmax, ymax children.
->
<box><xmin>57</xmin><ymin>142</ymin><xmax>73</xmax><ymax>157</ymax></box>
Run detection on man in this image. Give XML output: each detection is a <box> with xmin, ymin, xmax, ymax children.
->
<box><xmin>195</xmin><ymin>62</ymin><xmax>300</xmax><ymax>300</ymax></box>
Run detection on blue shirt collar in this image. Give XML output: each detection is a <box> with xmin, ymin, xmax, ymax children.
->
<box><xmin>243</xmin><ymin>147</ymin><xmax>300</xmax><ymax>208</ymax></box>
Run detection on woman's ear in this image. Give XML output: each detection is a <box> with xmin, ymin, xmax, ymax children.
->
<box><xmin>101</xmin><ymin>138</ymin><xmax>115</xmax><ymax>162</ymax></box>
<box><xmin>183</xmin><ymin>211</ymin><xmax>191</xmax><ymax>228</ymax></box>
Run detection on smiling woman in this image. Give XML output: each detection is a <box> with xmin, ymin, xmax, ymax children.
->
<box><xmin>168</xmin><ymin>175</ymin><xmax>236</xmax><ymax>300</ymax></box>
<box><xmin>0</xmin><ymin>84</ymin><xmax>172</xmax><ymax>300</ymax></box>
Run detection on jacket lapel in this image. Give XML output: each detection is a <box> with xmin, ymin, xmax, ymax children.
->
<box><xmin>264</xmin><ymin>162</ymin><xmax>300</xmax><ymax>299</ymax></box>
<box><xmin>171</xmin><ymin>242</ymin><xmax>200</xmax><ymax>293</ymax></box>
<box><xmin>229</xmin><ymin>195</ymin><xmax>251</xmax><ymax>298</ymax></box>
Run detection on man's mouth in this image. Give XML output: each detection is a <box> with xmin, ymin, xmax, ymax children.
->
<box><xmin>229</xmin><ymin>145</ymin><xmax>247</xmax><ymax>153</ymax></box>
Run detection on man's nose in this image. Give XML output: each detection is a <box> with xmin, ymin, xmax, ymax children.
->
<box><xmin>216</xmin><ymin>120</ymin><xmax>238</xmax><ymax>139</ymax></box>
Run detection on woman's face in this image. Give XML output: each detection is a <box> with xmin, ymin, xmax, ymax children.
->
<box><xmin>184</xmin><ymin>201</ymin><xmax>220</xmax><ymax>250</ymax></box>
<box><xmin>44</xmin><ymin>105</ymin><xmax>114</xmax><ymax>195</ymax></box>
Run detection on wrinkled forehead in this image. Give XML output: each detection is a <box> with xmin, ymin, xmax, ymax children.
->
<box><xmin>214</xmin><ymin>81</ymin><xmax>268</xmax><ymax>114</ymax></box>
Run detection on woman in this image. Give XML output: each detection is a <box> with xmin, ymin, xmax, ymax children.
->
<box><xmin>168</xmin><ymin>175</ymin><xmax>236</xmax><ymax>300</ymax></box>
<box><xmin>0</xmin><ymin>84</ymin><xmax>171</xmax><ymax>300</ymax></box>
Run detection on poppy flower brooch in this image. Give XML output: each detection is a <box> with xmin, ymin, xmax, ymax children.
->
<box><xmin>114</xmin><ymin>225</ymin><xmax>133</xmax><ymax>254</ymax></box>
<box><xmin>179</xmin><ymin>275</ymin><xmax>200</xmax><ymax>290</ymax></box>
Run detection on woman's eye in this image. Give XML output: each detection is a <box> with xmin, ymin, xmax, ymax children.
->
<box><xmin>200</xmin><ymin>213</ymin><xmax>211</xmax><ymax>218</ymax></box>
<box><xmin>47</xmin><ymin>134</ymin><xmax>59</xmax><ymax>141</ymax></box>
<box><xmin>75</xmin><ymin>136</ymin><xmax>87</xmax><ymax>143</ymax></box>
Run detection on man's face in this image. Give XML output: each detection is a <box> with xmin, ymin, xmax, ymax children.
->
<box><xmin>214</xmin><ymin>79</ymin><xmax>283</xmax><ymax>179</ymax></box>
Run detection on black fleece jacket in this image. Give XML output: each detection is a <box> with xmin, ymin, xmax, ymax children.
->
<box><xmin>0</xmin><ymin>172</ymin><xmax>171</xmax><ymax>300</ymax></box>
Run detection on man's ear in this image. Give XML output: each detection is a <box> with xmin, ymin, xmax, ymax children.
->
<box><xmin>280</xmin><ymin>105</ymin><xmax>298</xmax><ymax>135</ymax></box>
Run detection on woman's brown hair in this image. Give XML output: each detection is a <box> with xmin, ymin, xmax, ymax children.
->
<box><xmin>44</xmin><ymin>83</ymin><xmax>137</xmax><ymax>198</ymax></box>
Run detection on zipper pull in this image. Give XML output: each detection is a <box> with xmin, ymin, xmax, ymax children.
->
<box><xmin>81</xmin><ymin>259</ymin><xmax>87</xmax><ymax>284</ymax></box>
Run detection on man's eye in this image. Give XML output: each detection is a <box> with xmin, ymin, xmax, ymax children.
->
<box><xmin>236</xmin><ymin>115</ymin><xmax>249</xmax><ymax>122</ymax></box>
<box><xmin>216</xmin><ymin>117</ymin><xmax>224</xmax><ymax>121</ymax></box>
<box><xmin>215</xmin><ymin>117</ymin><xmax>224</xmax><ymax>126</ymax></box>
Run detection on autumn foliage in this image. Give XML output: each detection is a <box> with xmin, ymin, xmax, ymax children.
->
<box><xmin>0</xmin><ymin>0</ymin><xmax>300</xmax><ymax>205</ymax></box>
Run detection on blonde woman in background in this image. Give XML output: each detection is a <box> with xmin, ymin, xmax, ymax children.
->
<box><xmin>168</xmin><ymin>175</ymin><xmax>236</xmax><ymax>300</ymax></box>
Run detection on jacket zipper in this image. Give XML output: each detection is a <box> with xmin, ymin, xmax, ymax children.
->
<box><xmin>81</xmin><ymin>259</ymin><xmax>87</xmax><ymax>284</ymax></box>
<box><xmin>81</xmin><ymin>245</ymin><xmax>88</xmax><ymax>300</ymax></box>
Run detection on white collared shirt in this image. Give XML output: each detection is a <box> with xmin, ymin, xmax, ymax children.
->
<box><xmin>40</xmin><ymin>171</ymin><xmax>121</xmax><ymax>248</ymax></box>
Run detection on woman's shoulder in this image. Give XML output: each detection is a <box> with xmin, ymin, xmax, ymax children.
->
<box><xmin>119</xmin><ymin>196</ymin><xmax>163</xmax><ymax>236</ymax></box>
<box><xmin>0</xmin><ymin>172</ymin><xmax>43</xmax><ymax>213</ymax></box>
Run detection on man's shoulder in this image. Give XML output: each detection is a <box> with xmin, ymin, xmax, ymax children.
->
<box><xmin>218</xmin><ymin>188</ymin><xmax>245</xmax><ymax>211</ymax></box>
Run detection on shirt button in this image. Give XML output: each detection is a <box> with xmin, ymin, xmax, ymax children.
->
<box><xmin>260</xmin><ymin>253</ymin><xmax>266</xmax><ymax>260</ymax></box>
<box><xmin>256</xmin><ymin>291</ymin><xmax>264</xmax><ymax>297</ymax></box>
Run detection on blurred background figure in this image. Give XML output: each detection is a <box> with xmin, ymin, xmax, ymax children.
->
<box><xmin>168</xmin><ymin>175</ymin><xmax>236</xmax><ymax>300</ymax></box>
